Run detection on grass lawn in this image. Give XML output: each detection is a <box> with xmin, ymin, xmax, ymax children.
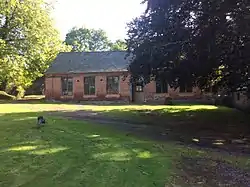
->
<box><xmin>0</xmin><ymin>103</ymin><xmax>250</xmax><ymax>187</ymax></box>
<box><xmin>1</xmin><ymin>102</ymin><xmax>244</xmax><ymax>123</ymax></box>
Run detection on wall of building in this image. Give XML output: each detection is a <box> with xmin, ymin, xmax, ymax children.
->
<box><xmin>45</xmin><ymin>72</ymin><xmax>130</xmax><ymax>101</ymax></box>
<box><xmin>45</xmin><ymin>72</ymin><xmax>208</xmax><ymax>103</ymax></box>
<box><xmin>142</xmin><ymin>81</ymin><xmax>203</xmax><ymax>103</ymax></box>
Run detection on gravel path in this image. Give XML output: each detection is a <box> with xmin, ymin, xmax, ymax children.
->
<box><xmin>179</xmin><ymin>157</ymin><xmax>250</xmax><ymax>187</ymax></box>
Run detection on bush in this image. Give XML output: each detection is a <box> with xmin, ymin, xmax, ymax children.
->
<box><xmin>0</xmin><ymin>91</ymin><xmax>15</xmax><ymax>100</ymax></box>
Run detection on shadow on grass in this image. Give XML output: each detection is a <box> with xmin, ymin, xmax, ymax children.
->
<box><xmin>100</xmin><ymin>106</ymin><xmax>249</xmax><ymax>124</ymax></box>
<box><xmin>47</xmin><ymin>106</ymin><xmax>250</xmax><ymax>154</ymax></box>
<box><xmin>100</xmin><ymin>106</ymin><xmax>250</xmax><ymax>135</ymax></box>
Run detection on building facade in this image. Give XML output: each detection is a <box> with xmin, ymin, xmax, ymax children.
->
<box><xmin>45</xmin><ymin>51</ymin><xmax>206</xmax><ymax>103</ymax></box>
<box><xmin>45</xmin><ymin>72</ymin><xmax>131</xmax><ymax>102</ymax></box>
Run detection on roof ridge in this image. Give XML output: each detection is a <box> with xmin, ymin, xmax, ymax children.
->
<box><xmin>59</xmin><ymin>50</ymin><xmax>127</xmax><ymax>55</ymax></box>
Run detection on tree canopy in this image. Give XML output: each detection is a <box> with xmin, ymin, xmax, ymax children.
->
<box><xmin>65</xmin><ymin>27</ymin><xmax>128</xmax><ymax>52</ymax></box>
<box><xmin>127</xmin><ymin>0</ymin><xmax>250</xmax><ymax>94</ymax></box>
<box><xmin>110</xmin><ymin>39</ymin><xmax>127</xmax><ymax>51</ymax></box>
<box><xmin>0</xmin><ymin>0</ymin><xmax>69</xmax><ymax>96</ymax></box>
<box><xmin>65</xmin><ymin>27</ymin><xmax>111</xmax><ymax>52</ymax></box>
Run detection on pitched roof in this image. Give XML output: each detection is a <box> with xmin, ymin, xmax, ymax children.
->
<box><xmin>46</xmin><ymin>51</ymin><xmax>131</xmax><ymax>74</ymax></box>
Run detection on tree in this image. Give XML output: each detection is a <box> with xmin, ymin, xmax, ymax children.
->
<box><xmin>110</xmin><ymin>39</ymin><xmax>127</xmax><ymax>51</ymax></box>
<box><xmin>65</xmin><ymin>27</ymin><xmax>111</xmax><ymax>52</ymax></box>
<box><xmin>127</xmin><ymin>0</ymin><xmax>250</xmax><ymax>94</ymax></box>
<box><xmin>0</xmin><ymin>0</ymin><xmax>69</xmax><ymax>96</ymax></box>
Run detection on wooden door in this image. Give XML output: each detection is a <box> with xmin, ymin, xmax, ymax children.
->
<box><xmin>133</xmin><ymin>85</ymin><xmax>145</xmax><ymax>103</ymax></box>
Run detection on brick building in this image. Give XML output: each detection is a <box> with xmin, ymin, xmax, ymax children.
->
<box><xmin>45</xmin><ymin>51</ymin><xmax>206</xmax><ymax>103</ymax></box>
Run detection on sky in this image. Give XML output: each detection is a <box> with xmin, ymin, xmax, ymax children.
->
<box><xmin>51</xmin><ymin>0</ymin><xmax>146</xmax><ymax>41</ymax></box>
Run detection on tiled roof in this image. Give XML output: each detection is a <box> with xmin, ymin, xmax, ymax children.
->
<box><xmin>46</xmin><ymin>51</ymin><xmax>131</xmax><ymax>74</ymax></box>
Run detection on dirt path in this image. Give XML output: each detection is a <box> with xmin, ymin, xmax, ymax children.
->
<box><xmin>49</xmin><ymin>110</ymin><xmax>250</xmax><ymax>187</ymax></box>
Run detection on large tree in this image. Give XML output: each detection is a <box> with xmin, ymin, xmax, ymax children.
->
<box><xmin>65</xmin><ymin>27</ymin><xmax>111</xmax><ymax>52</ymax></box>
<box><xmin>127</xmin><ymin>0</ymin><xmax>250</xmax><ymax>94</ymax></box>
<box><xmin>0</xmin><ymin>0</ymin><xmax>69</xmax><ymax>96</ymax></box>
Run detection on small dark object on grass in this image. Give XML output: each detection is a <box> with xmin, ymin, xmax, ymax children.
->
<box><xmin>37</xmin><ymin>116</ymin><xmax>46</xmax><ymax>128</ymax></box>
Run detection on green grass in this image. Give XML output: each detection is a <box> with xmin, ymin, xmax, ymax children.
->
<box><xmin>0</xmin><ymin>111</ymin><xmax>182</xmax><ymax>187</ymax></box>
<box><xmin>0</xmin><ymin>103</ymin><xmax>250</xmax><ymax>187</ymax></box>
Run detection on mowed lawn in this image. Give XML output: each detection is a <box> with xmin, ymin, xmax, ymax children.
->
<box><xmin>0</xmin><ymin>103</ymin><xmax>250</xmax><ymax>187</ymax></box>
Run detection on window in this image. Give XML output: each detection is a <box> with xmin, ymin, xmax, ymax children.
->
<box><xmin>84</xmin><ymin>76</ymin><xmax>95</xmax><ymax>95</ymax></box>
<box><xmin>61</xmin><ymin>77</ymin><xmax>73</xmax><ymax>96</ymax></box>
<box><xmin>180</xmin><ymin>81</ymin><xmax>192</xmax><ymax>93</ymax></box>
<box><xmin>156</xmin><ymin>79</ymin><xmax>168</xmax><ymax>93</ymax></box>
<box><xmin>135</xmin><ymin>76</ymin><xmax>144</xmax><ymax>92</ymax></box>
<box><xmin>107</xmin><ymin>76</ymin><xmax>119</xmax><ymax>94</ymax></box>
<box><xmin>135</xmin><ymin>85</ymin><xmax>143</xmax><ymax>92</ymax></box>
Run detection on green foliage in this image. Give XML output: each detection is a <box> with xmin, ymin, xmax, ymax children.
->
<box><xmin>65</xmin><ymin>27</ymin><xmax>111</xmax><ymax>52</ymax></box>
<box><xmin>0</xmin><ymin>91</ymin><xmax>15</xmax><ymax>100</ymax></box>
<box><xmin>65</xmin><ymin>27</ymin><xmax>128</xmax><ymax>52</ymax></box>
<box><xmin>127</xmin><ymin>0</ymin><xmax>250</xmax><ymax>93</ymax></box>
<box><xmin>0</xmin><ymin>0</ymin><xmax>70</xmax><ymax>95</ymax></box>
<box><xmin>110</xmin><ymin>39</ymin><xmax>127</xmax><ymax>51</ymax></box>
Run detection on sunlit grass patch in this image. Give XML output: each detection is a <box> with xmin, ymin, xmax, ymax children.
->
<box><xmin>8</xmin><ymin>145</ymin><xmax>38</xmax><ymax>152</ymax></box>
<box><xmin>0</xmin><ymin>103</ymin><xmax>220</xmax><ymax>114</ymax></box>
<box><xmin>137</xmin><ymin>151</ymin><xmax>152</xmax><ymax>159</ymax></box>
<box><xmin>80</xmin><ymin>104</ymin><xmax>219</xmax><ymax>112</ymax></box>
<box><xmin>30</xmin><ymin>147</ymin><xmax>69</xmax><ymax>155</ymax></box>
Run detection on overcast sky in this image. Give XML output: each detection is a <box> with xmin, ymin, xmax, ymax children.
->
<box><xmin>51</xmin><ymin>0</ymin><xmax>146</xmax><ymax>41</ymax></box>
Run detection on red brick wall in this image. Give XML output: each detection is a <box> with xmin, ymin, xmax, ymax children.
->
<box><xmin>144</xmin><ymin>81</ymin><xmax>156</xmax><ymax>102</ymax></box>
<box><xmin>52</xmin><ymin>77</ymin><xmax>61</xmax><ymax>100</ymax></box>
<box><xmin>45</xmin><ymin>78</ymin><xmax>52</xmax><ymax>99</ymax></box>
<box><xmin>96</xmin><ymin>75</ymin><xmax>107</xmax><ymax>97</ymax></box>
<box><xmin>45</xmin><ymin>72</ymin><xmax>204</xmax><ymax>102</ymax></box>
<box><xmin>73</xmin><ymin>75</ymin><xmax>84</xmax><ymax>99</ymax></box>
<box><xmin>45</xmin><ymin>77</ymin><xmax>61</xmax><ymax>100</ymax></box>
<box><xmin>120</xmin><ymin>75</ymin><xmax>130</xmax><ymax>97</ymax></box>
<box><xmin>45</xmin><ymin>72</ymin><xmax>130</xmax><ymax>101</ymax></box>
<box><xmin>143</xmin><ymin>81</ymin><xmax>204</xmax><ymax>103</ymax></box>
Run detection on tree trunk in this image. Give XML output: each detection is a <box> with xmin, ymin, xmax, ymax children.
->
<box><xmin>0</xmin><ymin>79</ymin><xmax>7</xmax><ymax>91</ymax></box>
<box><xmin>9</xmin><ymin>86</ymin><xmax>18</xmax><ymax>96</ymax></box>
